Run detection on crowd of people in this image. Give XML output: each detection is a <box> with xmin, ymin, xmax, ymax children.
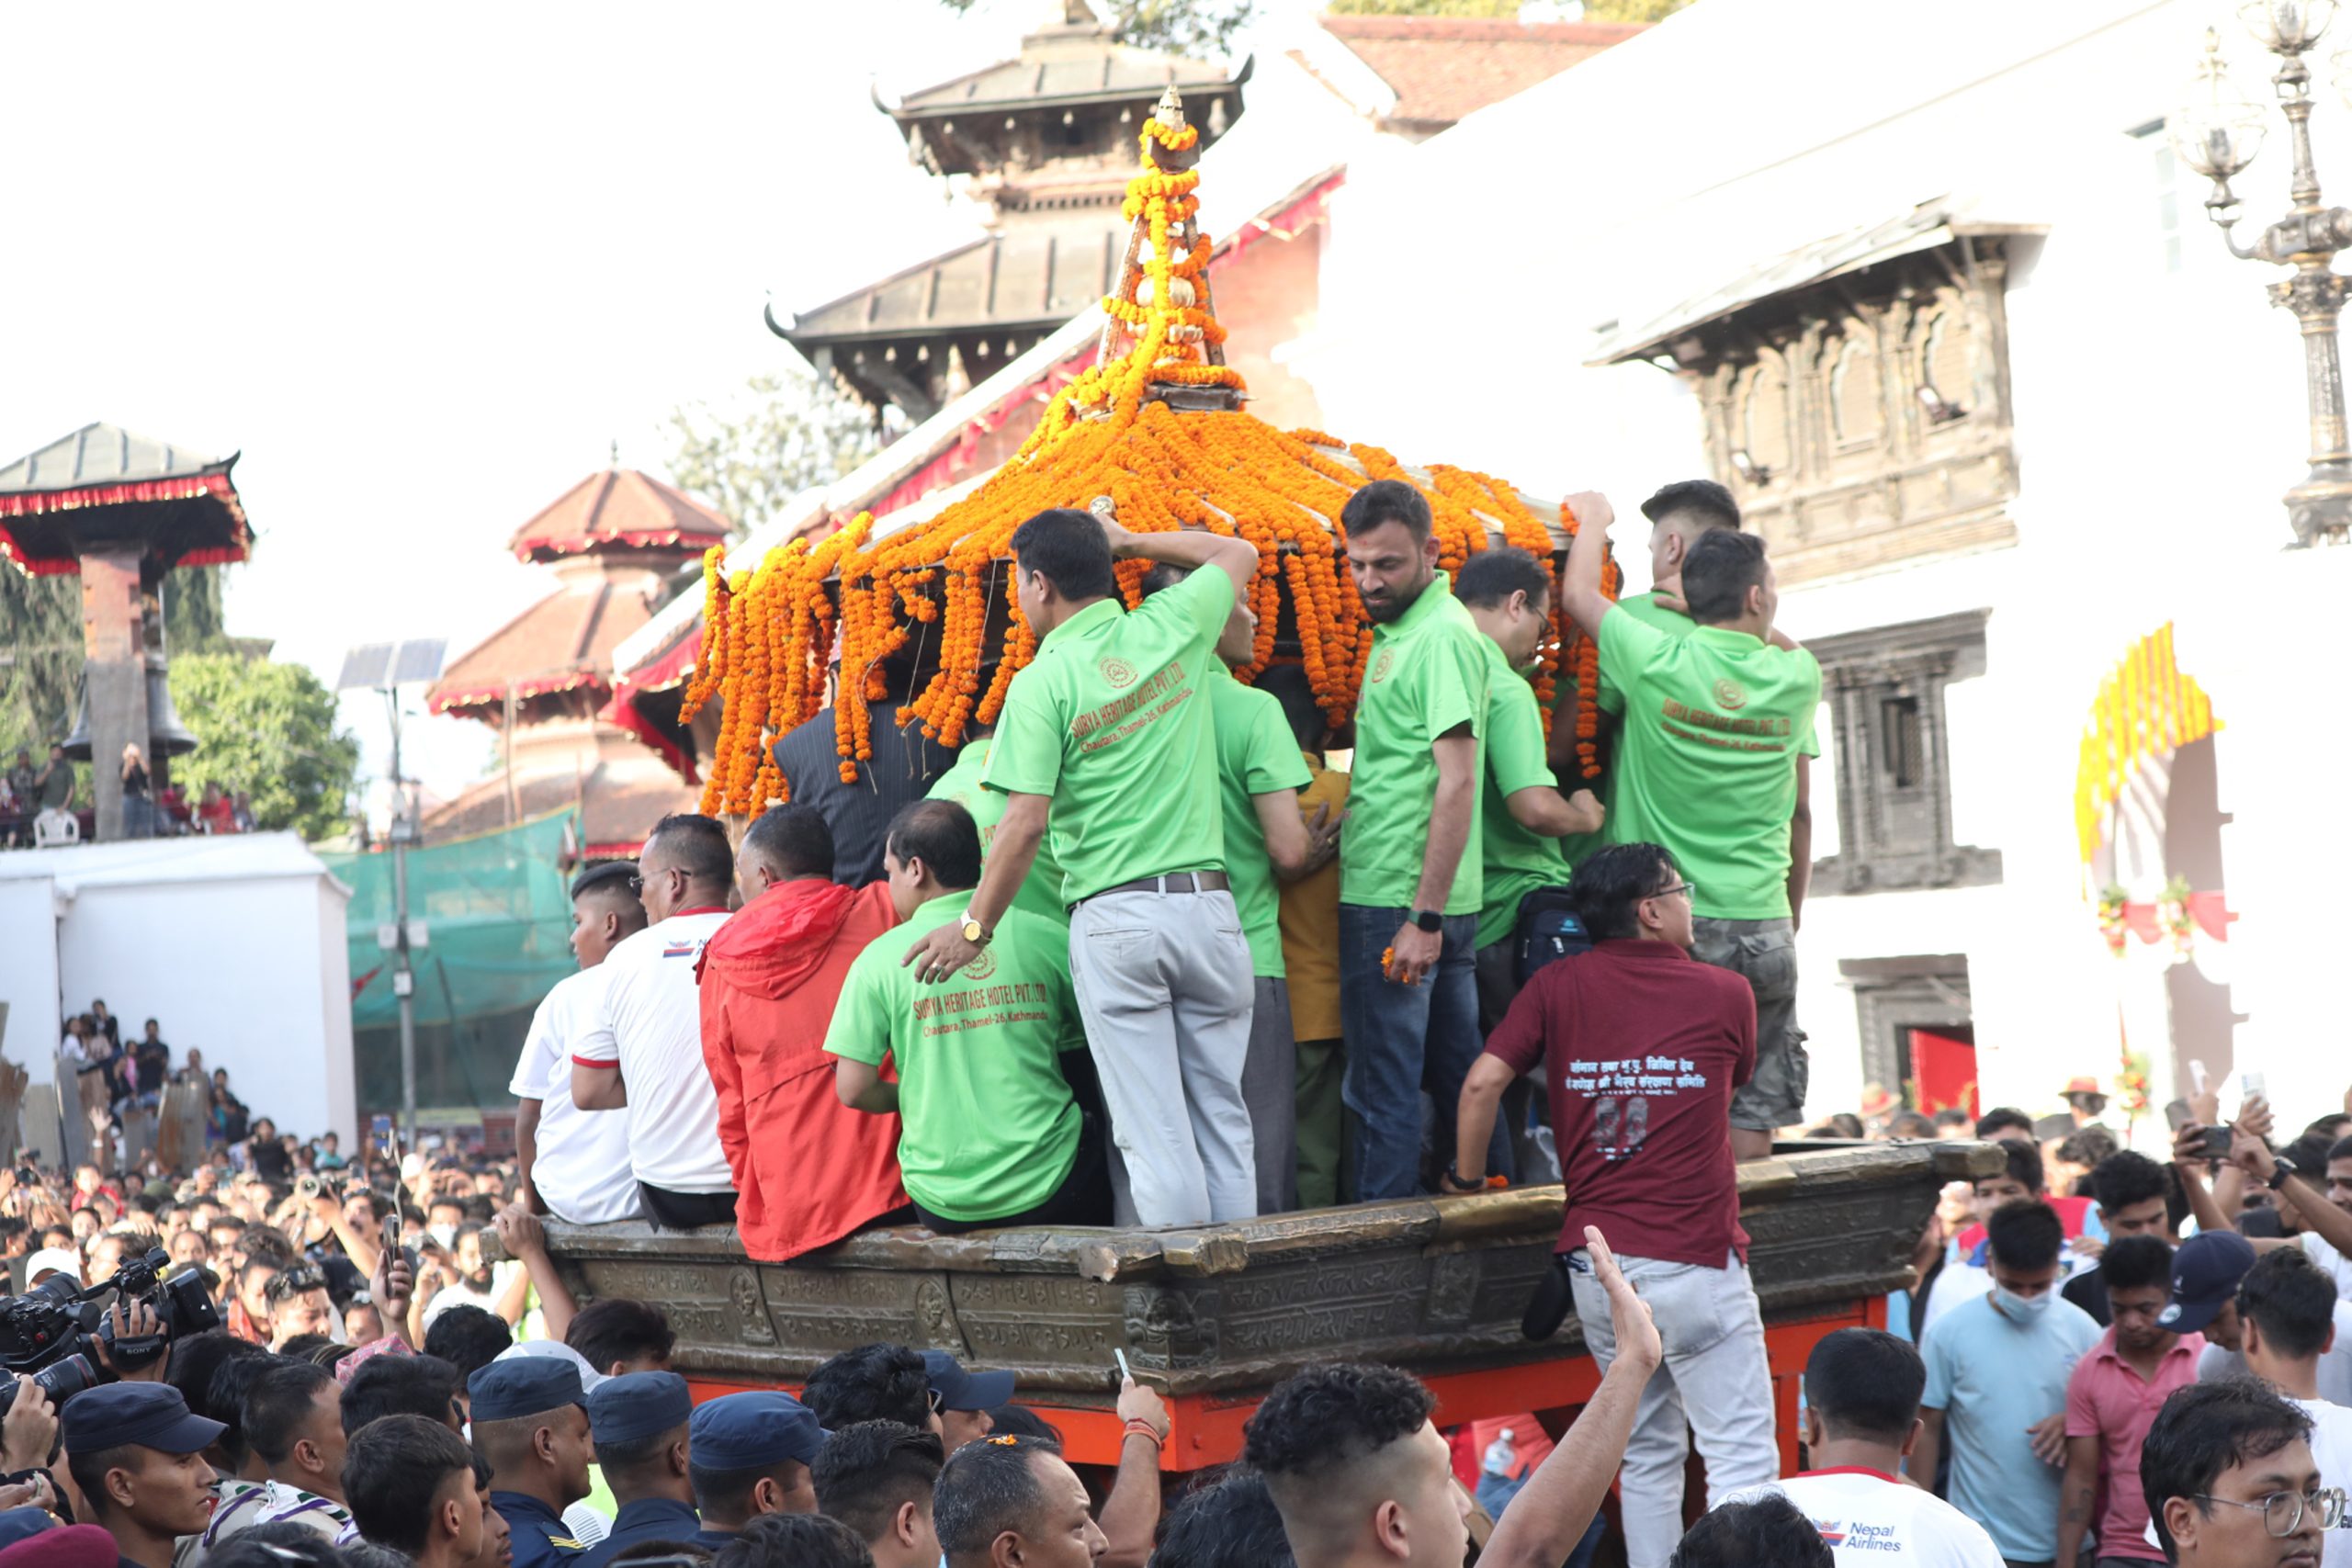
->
<box><xmin>516</xmin><ymin>479</ymin><xmax>1820</xmax><ymax>1260</ymax></box>
<box><xmin>2</xmin><ymin>743</ymin><xmax>256</xmax><ymax>848</ymax></box>
<box><xmin>0</xmin><ymin>1103</ymin><xmax>2339</xmax><ymax>1568</ymax></box>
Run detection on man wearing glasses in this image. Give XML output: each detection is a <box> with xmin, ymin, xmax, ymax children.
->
<box><xmin>2142</xmin><ymin>1378</ymin><xmax>2342</xmax><ymax>1568</ymax></box>
<box><xmin>1559</xmin><ymin>490</ymin><xmax>1822</xmax><ymax>1161</ymax></box>
<box><xmin>1449</xmin><ymin>841</ymin><xmax>1774</xmax><ymax>1568</ymax></box>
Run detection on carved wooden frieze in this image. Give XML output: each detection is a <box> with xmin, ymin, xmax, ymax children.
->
<box><xmin>1685</xmin><ymin>241</ymin><xmax>2022</xmax><ymax>583</ymax></box>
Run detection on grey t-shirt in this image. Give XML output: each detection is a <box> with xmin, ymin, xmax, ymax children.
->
<box><xmin>2199</xmin><ymin>1297</ymin><xmax>2352</xmax><ymax>1404</ymax></box>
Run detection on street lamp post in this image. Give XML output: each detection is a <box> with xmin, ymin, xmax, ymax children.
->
<box><xmin>2177</xmin><ymin>1</ymin><xmax>2352</xmax><ymax>545</ymax></box>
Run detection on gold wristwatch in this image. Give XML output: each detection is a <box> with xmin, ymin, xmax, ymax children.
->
<box><xmin>960</xmin><ymin>909</ymin><xmax>989</xmax><ymax>945</ymax></box>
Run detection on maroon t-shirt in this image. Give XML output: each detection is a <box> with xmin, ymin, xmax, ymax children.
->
<box><xmin>1484</xmin><ymin>939</ymin><xmax>1758</xmax><ymax>1266</ymax></box>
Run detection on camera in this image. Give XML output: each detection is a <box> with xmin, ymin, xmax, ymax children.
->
<box><xmin>0</xmin><ymin>1247</ymin><xmax>221</xmax><ymax>1390</ymax></box>
<box><xmin>296</xmin><ymin>1174</ymin><xmax>331</xmax><ymax>1200</ymax></box>
<box><xmin>0</xmin><ymin>1355</ymin><xmax>96</xmax><ymax>1414</ymax></box>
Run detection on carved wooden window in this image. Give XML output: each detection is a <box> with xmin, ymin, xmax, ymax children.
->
<box><xmin>1740</xmin><ymin>357</ymin><xmax>1792</xmax><ymax>479</ymax></box>
<box><xmin>1811</xmin><ymin>611</ymin><xmax>2001</xmax><ymax>895</ymax></box>
<box><xmin>1829</xmin><ymin>332</ymin><xmax>1883</xmax><ymax>447</ymax></box>
<box><xmin>1918</xmin><ymin>308</ymin><xmax>1974</xmax><ymax>420</ymax></box>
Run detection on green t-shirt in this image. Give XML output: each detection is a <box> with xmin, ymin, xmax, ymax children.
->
<box><xmin>1599</xmin><ymin>609</ymin><xmax>1823</xmax><ymax>920</ymax></box>
<box><xmin>1206</xmin><ymin>668</ymin><xmax>1314</xmax><ymax>977</ymax></box>
<box><xmin>1593</xmin><ymin>592</ymin><xmax>1691</xmax><ymax>717</ymax></box>
<box><xmin>982</xmin><ymin>569</ymin><xmax>1230</xmax><ymax>904</ymax></box>
<box><xmin>1340</xmin><ymin>579</ymin><xmax>1490</xmax><ymax>915</ymax></box>
<box><xmin>927</xmin><ymin>739</ymin><xmax>1069</xmax><ymax>929</ymax></box>
<box><xmin>823</xmin><ymin>893</ymin><xmax>1086</xmax><ymax>1222</ymax></box>
<box><xmin>1475</xmin><ymin>634</ymin><xmax>1571</xmax><ymax>952</ymax></box>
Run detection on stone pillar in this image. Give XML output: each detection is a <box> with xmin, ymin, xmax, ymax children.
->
<box><xmin>79</xmin><ymin>547</ymin><xmax>150</xmax><ymax>842</ymax></box>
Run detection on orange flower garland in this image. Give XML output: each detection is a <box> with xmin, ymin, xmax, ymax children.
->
<box><xmin>691</xmin><ymin>90</ymin><xmax>1616</xmax><ymax>817</ymax></box>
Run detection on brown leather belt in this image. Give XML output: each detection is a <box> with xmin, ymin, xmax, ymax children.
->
<box><xmin>1083</xmin><ymin>870</ymin><xmax>1231</xmax><ymax>902</ymax></box>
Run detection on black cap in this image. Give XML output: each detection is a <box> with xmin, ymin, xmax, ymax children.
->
<box><xmin>922</xmin><ymin>1350</ymin><xmax>1014</xmax><ymax>1413</ymax></box>
<box><xmin>2159</xmin><ymin>1230</ymin><xmax>2257</xmax><ymax>1335</ymax></box>
<box><xmin>469</xmin><ymin>1358</ymin><xmax>589</xmax><ymax>1425</ymax></box>
<box><xmin>59</xmin><ymin>1383</ymin><xmax>224</xmax><ymax>1457</ymax></box>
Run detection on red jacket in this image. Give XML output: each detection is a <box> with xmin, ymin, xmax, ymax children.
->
<box><xmin>697</xmin><ymin>880</ymin><xmax>906</xmax><ymax>1262</ymax></box>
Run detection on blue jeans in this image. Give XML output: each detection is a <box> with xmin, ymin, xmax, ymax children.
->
<box><xmin>1338</xmin><ymin>904</ymin><xmax>1508</xmax><ymax>1201</ymax></box>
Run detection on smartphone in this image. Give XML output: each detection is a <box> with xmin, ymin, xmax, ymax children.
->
<box><xmin>2164</xmin><ymin>1099</ymin><xmax>2195</xmax><ymax>1132</ymax></box>
<box><xmin>1114</xmin><ymin>1348</ymin><xmax>1131</xmax><ymax>1383</ymax></box>
<box><xmin>2189</xmin><ymin>1059</ymin><xmax>2211</xmax><ymax>1097</ymax></box>
<box><xmin>2201</xmin><ymin>1122</ymin><xmax>2235</xmax><ymax>1160</ymax></box>
<box><xmin>2242</xmin><ymin>1071</ymin><xmax>2267</xmax><ymax>1106</ymax></box>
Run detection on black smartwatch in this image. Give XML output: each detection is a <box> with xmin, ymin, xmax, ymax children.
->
<box><xmin>2268</xmin><ymin>1155</ymin><xmax>2299</xmax><ymax>1191</ymax></box>
<box><xmin>1411</xmin><ymin>908</ymin><xmax>1444</xmax><ymax>932</ymax></box>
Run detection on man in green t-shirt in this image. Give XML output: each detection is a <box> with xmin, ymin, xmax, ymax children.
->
<box><xmin>828</xmin><ymin>800</ymin><xmax>1102</xmax><ymax>1233</ymax></box>
<box><xmin>924</xmin><ymin>727</ymin><xmax>1068</xmax><ymax>931</ymax></box>
<box><xmin>1562</xmin><ymin>490</ymin><xmax>1824</xmax><ymax>1162</ymax></box>
<box><xmin>1594</xmin><ymin>482</ymin><xmax>1815</xmax><ymax>931</ymax></box>
<box><xmin>901</xmin><ymin>506</ymin><xmax>1260</xmax><ymax>1228</ymax></box>
<box><xmin>1455</xmin><ymin>548</ymin><xmax>1604</xmax><ymax>1046</ymax></box>
<box><xmin>1140</xmin><ymin>567</ymin><xmax>1340</xmax><ymax>1214</ymax></box>
<box><xmin>1337</xmin><ymin>479</ymin><xmax>1498</xmax><ymax>1201</ymax></box>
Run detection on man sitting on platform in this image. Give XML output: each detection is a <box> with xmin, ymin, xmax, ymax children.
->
<box><xmin>698</xmin><ymin>806</ymin><xmax>905</xmax><ymax>1262</ymax></box>
<box><xmin>571</xmin><ymin>814</ymin><xmax>737</xmax><ymax>1231</ymax></box>
<box><xmin>512</xmin><ymin>863</ymin><xmax>645</xmax><ymax>1227</ymax></box>
<box><xmin>900</xmin><ymin>506</ymin><xmax>1261</xmax><ymax>1230</ymax></box>
<box><xmin>830</xmin><ymin>801</ymin><xmax>1102</xmax><ymax>1234</ymax></box>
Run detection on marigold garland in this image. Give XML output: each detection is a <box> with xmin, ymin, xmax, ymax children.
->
<box><xmin>690</xmin><ymin>91</ymin><xmax>1616</xmax><ymax>816</ymax></box>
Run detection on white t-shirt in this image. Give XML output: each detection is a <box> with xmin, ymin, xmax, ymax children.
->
<box><xmin>2301</xmin><ymin>1230</ymin><xmax>2352</xmax><ymax>1302</ymax></box>
<box><xmin>510</xmin><ymin>966</ymin><xmax>642</xmax><ymax>1225</ymax></box>
<box><xmin>571</xmin><ymin>910</ymin><xmax>733</xmax><ymax>1195</ymax></box>
<box><xmin>1722</xmin><ymin>1471</ymin><xmax>2005</xmax><ymax>1568</ymax></box>
<box><xmin>420</xmin><ymin>1263</ymin><xmax>526</xmax><ymax>1330</ymax></box>
<box><xmin>2201</xmin><ymin>1300</ymin><xmax>2352</xmax><ymax>1407</ymax></box>
<box><xmin>2292</xmin><ymin>1398</ymin><xmax>2352</xmax><ymax>1568</ymax></box>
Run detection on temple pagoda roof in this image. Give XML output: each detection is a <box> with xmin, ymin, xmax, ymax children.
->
<box><xmin>0</xmin><ymin>422</ymin><xmax>251</xmax><ymax>576</ymax></box>
<box><xmin>506</xmin><ymin>467</ymin><xmax>730</xmax><ymax>565</ymax></box>
<box><xmin>884</xmin><ymin>2</ymin><xmax>1244</xmax><ymax>156</ymax></box>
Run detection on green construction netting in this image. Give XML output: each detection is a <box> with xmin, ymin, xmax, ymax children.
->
<box><xmin>323</xmin><ymin>807</ymin><xmax>581</xmax><ymax>1115</ymax></box>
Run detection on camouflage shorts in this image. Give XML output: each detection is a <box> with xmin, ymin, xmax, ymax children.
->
<box><xmin>1690</xmin><ymin>917</ymin><xmax>1808</xmax><ymax>1133</ymax></box>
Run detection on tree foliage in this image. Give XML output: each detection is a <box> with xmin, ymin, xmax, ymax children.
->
<box><xmin>663</xmin><ymin>365</ymin><xmax>884</xmax><ymax>539</ymax></box>
<box><xmin>166</xmin><ymin>651</ymin><xmax>359</xmax><ymax>841</ymax></box>
<box><xmin>0</xmin><ymin>565</ymin><xmax>225</xmax><ymax>762</ymax></box>
<box><xmin>935</xmin><ymin>0</ymin><xmax>1257</xmax><ymax>58</ymax></box>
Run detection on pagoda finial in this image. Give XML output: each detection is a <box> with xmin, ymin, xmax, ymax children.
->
<box><xmin>610</xmin><ymin>437</ymin><xmax>620</xmax><ymax>468</ymax></box>
<box><xmin>1057</xmin><ymin>87</ymin><xmax>1242</xmax><ymax>425</ymax></box>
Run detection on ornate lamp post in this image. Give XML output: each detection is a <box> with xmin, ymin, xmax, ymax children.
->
<box><xmin>2176</xmin><ymin>1</ymin><xmax>2352</xmax><ymax>545</ymax></box>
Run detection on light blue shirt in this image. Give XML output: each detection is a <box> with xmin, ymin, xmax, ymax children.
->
<box><xmin>1920</xmin><ymin>1290</ymin><xmax>2100</xmax><ymax>1561</ymax></box>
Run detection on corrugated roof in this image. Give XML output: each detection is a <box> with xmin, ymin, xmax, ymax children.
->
<box><xmin>0</xmin><ymin>423</ymin><xmax>232</xmax><ymax>496</ymax></box>
<box><xmin>1317</xmin><ymin>14</ymin><xmax>1644</xmax><ymax>130</ymax></box>
<box><xmin>427</xmin><ymin>574</ymin><xmax>661</xmax><ymax>716</ymax></box>
<box><xmin>506</xmin><ymin>468</ymin><xmax>730</xmax><ymax>564</ymax></box>
<box><xmin>785</xmin><ymin>224</ymin><xmax>1125</xmax><ymax>344</ymax></box>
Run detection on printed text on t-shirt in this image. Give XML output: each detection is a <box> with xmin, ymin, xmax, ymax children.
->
<box><xmin>1071</xmin><ymin>660</ymin><xmax>1190</xmax><ymax>751</ymax></box>
<box><xmin>1564</xmin><ymin>1055</ymin><xmax>1712</xmax><ymax>1094</ymax></box>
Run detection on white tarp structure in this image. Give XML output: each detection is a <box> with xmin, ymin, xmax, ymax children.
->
<box><xmin>0</xmin><ymin>834</ymin><xmax>357</xmax><ymax>1149</ymax></box>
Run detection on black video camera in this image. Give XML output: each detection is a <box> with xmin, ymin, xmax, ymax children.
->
<box><xmin>0</xmin><ymin>1247</ymin><xmax>220</xmax><ymax>1401</ymax></box>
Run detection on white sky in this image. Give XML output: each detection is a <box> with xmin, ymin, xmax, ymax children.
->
<box><xmin>0</xmin><ymin>0</ymin><xmax>1127</xmax><ymax>802</ymax></box>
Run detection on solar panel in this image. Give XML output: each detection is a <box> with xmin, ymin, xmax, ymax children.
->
<box><xmin>390</xmin><ymin>639</ymin><xmax>447</xmax><ymax>684</ymax></box>
<box><xmin>335</xmin><ymin>644</ymin><xmax>393</xmax><ymax>692</ymax></box>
